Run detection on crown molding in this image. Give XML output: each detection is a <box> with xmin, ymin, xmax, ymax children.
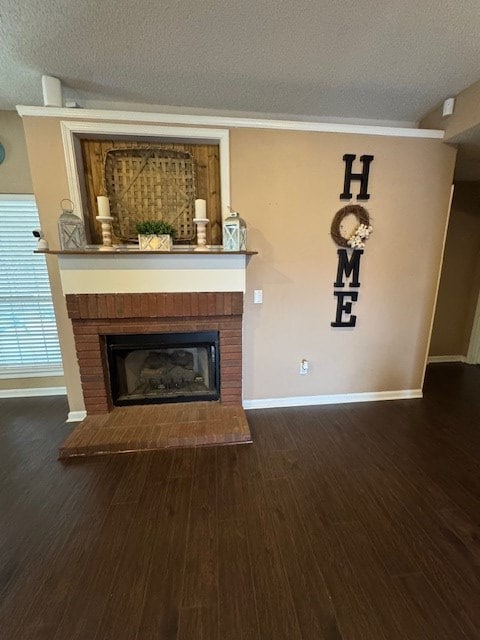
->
<box><xmin>16</xmin><ymin>105</ymin><xmax>445</xmax><ymax>139</ymax></box>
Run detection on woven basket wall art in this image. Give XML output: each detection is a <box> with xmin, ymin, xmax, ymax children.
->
<box><xmin>104</xmin><ymin>147</ymin><xmax>196</xmax><ymax>242</ymax></box>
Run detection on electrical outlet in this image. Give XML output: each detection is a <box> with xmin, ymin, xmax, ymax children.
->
<box><xmin>300</xmin><ymin>359</ymin><xmax>309</xmax><ymax>375</ymax></box>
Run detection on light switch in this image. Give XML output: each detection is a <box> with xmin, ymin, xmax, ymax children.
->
<box><xmin>253</xmin><ymin>289</ymin><xmax>263</xmax><ymax>304</ymax></box>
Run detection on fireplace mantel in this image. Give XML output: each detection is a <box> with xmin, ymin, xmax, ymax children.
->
<box><xmin>54</xmin><ymin>247</ymin><xmax>252</xmax><ymax>412</ymax></box>
<box><xmin>51</xmin><ymin>250</ymin><xmax>255</xmax><ymax>294</ymax></box>
<box><xmin>40</xmin><ymin>249</ymin><xmax>257</xmax><ymax>256</ymax></box>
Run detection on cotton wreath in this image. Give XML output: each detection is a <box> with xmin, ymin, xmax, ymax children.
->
<box><xmin>330</xmin><ymin>204</ymin><xmax>373</xmax><ymax>249</ymax></box>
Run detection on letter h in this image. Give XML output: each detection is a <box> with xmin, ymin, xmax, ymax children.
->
<box><xmin>340</xmin><ymin>154</ymin><xmax>374</xmax><ymax>200</ymax></box>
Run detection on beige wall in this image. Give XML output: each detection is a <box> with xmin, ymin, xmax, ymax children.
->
<box><xmin>419</xmin><ymin>79</ymin><xmax>480</xmax><ymax>143</ymax></box>
<box><xmin>0</xmin><ymin>111</ymin><xmax>33</xmax><ymax>193</ymax></box>
<box><xmin>419</xmin><ymin>105</ymin><xmax>444</xmax><ymax>132</ymax></box>
<box><xmin>20</xmin><ymin>117</ymin><xmax>74</xmax><ymax>400</ymax></box>
<box><xmin>429</xmin><ymin>182</ymin><xmax>480</xmax><ymax>356</ymax></box>
<box><xmin>232</xmin><ymin>129</ymin><xmax>455</xmax><ymax>399</ymax></box>
<box><xmin>0</xmin><ymin>111</ymin><xmax>65</xmax><ymax>392</ymax></box>
<box><xmin>442</xmin><ymin>80</ymin><xmax>480</xmax><ymax>142</ymax></box>
<box><xmin>21</xmin><ymin>116</ymin><xmax>456</xmax><ymax>410</ymax></box>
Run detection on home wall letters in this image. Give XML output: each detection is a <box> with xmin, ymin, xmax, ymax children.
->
<box><xmin>331</xmin><ymin>154</ymin><xmax>374</xmax><ymax>327</ymax></box>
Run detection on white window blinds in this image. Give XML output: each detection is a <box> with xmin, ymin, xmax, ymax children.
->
<box><xmin>0</xmin><ymin>195</ymin><xmax>63</xmax><ymax>378</ymax></box>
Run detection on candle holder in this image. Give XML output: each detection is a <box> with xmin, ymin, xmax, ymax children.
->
<box><xmin>96</xmin><ymin>215</ymin><xmax>115</xmax><ymax>250</ymax></box>
<box><xmin>193</xmin><ymin>217</ymin><xmax>209</xmax><ymax>251</ymax></box>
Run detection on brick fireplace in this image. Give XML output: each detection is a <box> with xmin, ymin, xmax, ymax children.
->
<box><xmin>65</xmin><ymin>291</ymin><xmax>243</xmax><ymax>415</ymax></box>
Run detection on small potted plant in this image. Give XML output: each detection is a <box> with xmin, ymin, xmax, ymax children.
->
<box><xmin>135</xmin><ymin>219</ymin><xmax>177</xmax><ymax>251</ymax></box>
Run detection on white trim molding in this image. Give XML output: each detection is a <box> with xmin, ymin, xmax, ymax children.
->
<box><xmin>0</xmin><ymin>386</ymin><xmax>67</xmax><ymax>398</ymax></box>
<box><xmin>59</xmin><ymin>120</ymin><xmax>231</xmax><ymax>229</ymax></box>
<box><xmin>243</xmin><ymin>388</ymin><xmax>423</xmax><ymax>410</ymax></box>
<box><xmin>427</xmin><ymin>355</ymin><xmax>467</xmax><ymax>364</ymax></box>
<box><xmin>67</xmin><ymin>410</ymin><xmax>87</xmax><ymax>422</ymax></box>
<box><xmin>17</xmin><ymin>105</ymin><xmax>444</xmax><ymax>139</ymax></box>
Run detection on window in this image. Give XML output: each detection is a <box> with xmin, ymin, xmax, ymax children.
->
<box><xmin>0</xmin><ymin>195</ymin><xmax>63</xmax><ymax>378</ymax></box>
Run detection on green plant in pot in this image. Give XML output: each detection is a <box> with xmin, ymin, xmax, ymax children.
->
<box><xmin>135</xmin><ymin>220</ymin><xmax>177</xmax><ymax>251</ymax></box>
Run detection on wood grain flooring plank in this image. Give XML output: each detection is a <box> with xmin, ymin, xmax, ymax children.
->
<box><xmin>217</xmin><ymin>517</ymin><xmax>260</xmax><ymax>640</ymax></box>
<box><xmin>0</xmin><ymin>500</ymin><xmax>101</xmax><ymax>639</ymax></box>
<box><xmin>436</xmin><ymin>506</ymin><xmax>480</xmax><ymax>567</ymax></box>
<box><xmin>136</xmin><ymin>477</ymin><xmax>193</xmax><ymax>640</ymax></box>
<box><xmin>318</xmin><ymin>406</ymin><xmax>480</xmax><ymax>638</ymax></box>
<box><xmin>168</xmin><ymin>446</ymin><xmax>197</xmax><ymax>478</ymax></box>
<box><xmin>248</xmin><ymin>407</ymin><xmax>299</xmax><ymax>451</ymax></box>
<box><xmin>52</xmin><ymin>503</ymin><xmax>137</xmax><ymax>640</ymax></box>
<box><xmin>144</xmin><ymin>448</ymin><xmax>174</xmax><ymax>484</ymax></box>
<box><xmin>241</xmin><ymin>477</ymin><xmax>303</xmax><ymax>640</ymax></box>
<box><xmin>371</xmin><ymin>488</ymin><xmax>479</xmax><ymax>637</ymax></box>
<box><xmin>287</xmin><ymin>470</ymin><xmax>389</xmax><ymax>640</ymax></box>
<box><xmin>177</xmin><ymin>605</ymin><xmax>218</xmax><ymax>640</ymax></box>
<box><xmin>181</xmin><ymin>447</ymin><xmax>218</xmax><ymax>610</ymax></box>
<box><xmin>234</xmin><ymin>436</ymin><xmax>263</xmax><ymax>483</ymax></box>
<box><xmin>216</xmin><ymin>445</ymin><xmax>245</xmax><ymax>521</ymax></box>
<box><xmin>13</xmin><ymin>508</ymin><xmax>107</xmax><ymax>640</ymax></box>
<box><xmin>111</xmin><ymin>451</ymin><xmax>153</xmax><ymax>504</ymax></box>
<box><xmin>93</xmin><ymin>481</ymin><xmax>164</xmax><ymax>640</ymax></box>
<box><xmin>0</xmin><ymin>457</ymin><xmax>121</xmax><ymax>630</ymax></box>
<box><xmin>302</xmin><ymin>406</ymin><xmax>423</xmax><ymax>578</ymax></box>
<box><xmin>344</xmin><ymin>400</ymin><xmax>480</xmax><ymax>522</ymax></box>
<box><xmin>394</xmin><ymin>572</ymin><xmax>473</xmax><ymax>640</ymax></box>
<box><xmin>334</xmin><ymin>519</ymin><xmax>468</xmax><ymax>640</ymax></box>
<box><xmin>265</xmin><ymin>476</ymin><xmax>342</xmax><ymax>640</ymax></box>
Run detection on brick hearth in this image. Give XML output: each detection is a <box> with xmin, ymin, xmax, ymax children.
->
<box><xmin>58</xmin><ymin>401</ymin><xmax>252</xmax><ymax>458</ymax></box>
<box><xmin>66</xmin><ymin>292</ymin><xmax>244</xmax><ymax>415</ymax></box>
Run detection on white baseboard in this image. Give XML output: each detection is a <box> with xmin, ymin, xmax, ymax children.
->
<box><xmin>67</xmin><ymin>410</ymin><xmax>87</xmax><ymax>422</ymax></box>
<box><xmin>243</xmin><ymin>388</ymin><xmax>423</xmax><ymax>410</ymax></box>
<box><xmin>0</xmin><ymin>386</ymin><xmax>67</xmax><ymax>398</ymax></box>
<box><xmin>427</xmin><ymin>355</ymin><xmax>466</xmax><ymax>364</ymax></box>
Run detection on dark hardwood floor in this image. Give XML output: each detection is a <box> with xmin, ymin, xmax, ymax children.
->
<box><xmin>1</xmin><ymin>363</ymin><xmax>480</xmax><ymax>639</ymax></box>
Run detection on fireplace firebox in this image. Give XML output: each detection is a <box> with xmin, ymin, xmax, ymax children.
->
<box><xmin>66</xmin><ymin>292</ymin><xmax>243</xmax><ymax>413</ymax></box>
<box><xmin>107</xmin><ymin>331</ymin><xmax>220</xmax><ymax>406</ymax></box>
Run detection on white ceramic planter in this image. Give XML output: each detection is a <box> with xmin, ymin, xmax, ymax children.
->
<box><xmin>138</xmin><ymin>234</ymin><xmax>173</xmax><ymax>251</ymax></box>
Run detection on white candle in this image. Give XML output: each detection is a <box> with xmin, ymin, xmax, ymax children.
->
<box><xmin>97</xmin><ymin>195</ymin><xmax>110</xmax><ymax>217</ymax></box>
<box><xmin>195</xmin><ymin>198</ymin><xmax>207</xmax><ymax>219</ymax></box>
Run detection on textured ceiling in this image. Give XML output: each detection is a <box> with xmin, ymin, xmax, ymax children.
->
<box><xmin>1</xmin><ymin>0</ymin><xmax>480</xmax><ymax>123</ymax></box>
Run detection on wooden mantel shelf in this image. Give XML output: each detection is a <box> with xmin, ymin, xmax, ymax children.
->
<box><xmin>49</xmin><ymin>248</ymin><xmax>253</xmax><ymax>295</ymax></box>
<box><xmin>38</xmin><ymin>248</ymin><xmax>257</xmax><ymax>256</ymax></box>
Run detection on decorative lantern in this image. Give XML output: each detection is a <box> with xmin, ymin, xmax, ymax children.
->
<box><xmin>57</xmin><ymin>199</ymin><xmax>86</xmax><ymax>250</ymax></box>
<box><xmin>222</xmin><ymin>210</ymin><xmax>247</xmax><ymax>252</ymax></box>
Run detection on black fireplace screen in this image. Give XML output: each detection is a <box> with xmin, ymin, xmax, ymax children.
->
<box><xmin>106</xmin><ymin>331</ymin><xmax>220</xmax><ymax>406</ymax></box>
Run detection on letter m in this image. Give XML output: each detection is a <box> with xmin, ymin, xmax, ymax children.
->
<box><xmin>334</xmin><ymin>248</ymin><xmax>363</xmax><ymax>288</ymax></box>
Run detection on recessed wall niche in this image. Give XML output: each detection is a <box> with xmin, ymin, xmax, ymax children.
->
<box><xmin>79</xmin><ymin>137</ymin><xmax>222</xmax><ymax>245</ymax></box>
